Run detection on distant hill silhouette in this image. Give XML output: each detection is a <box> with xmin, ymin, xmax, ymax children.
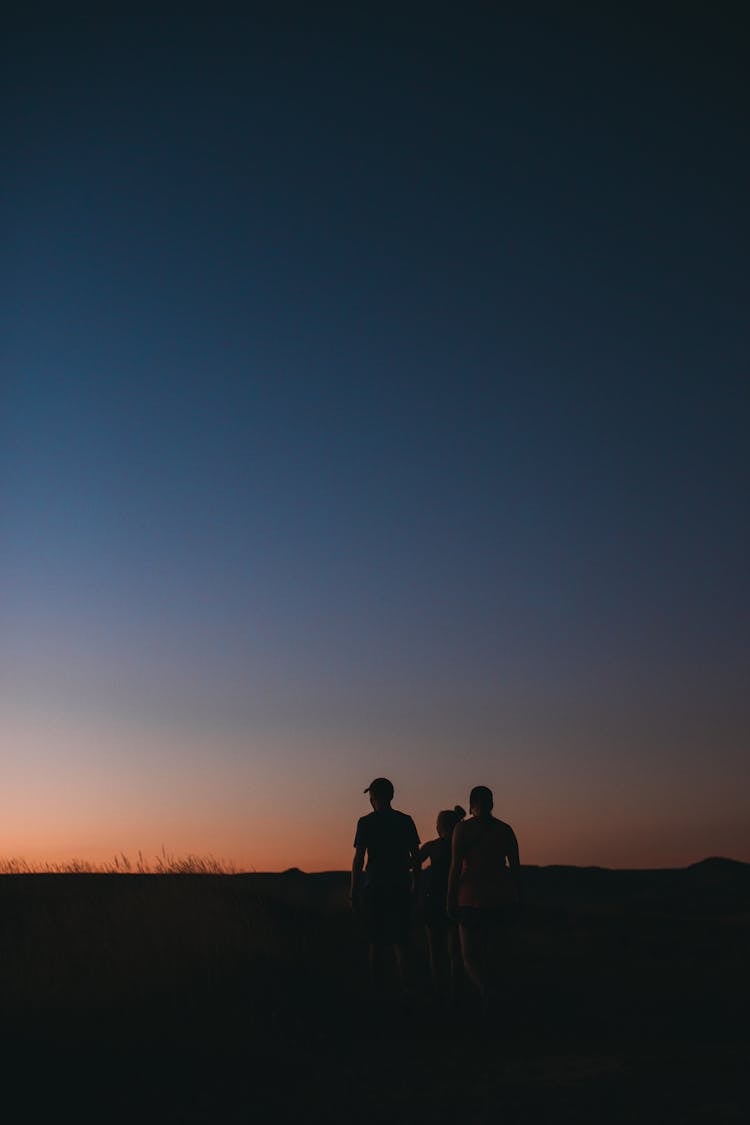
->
<box><xmin>688</xmin><ymin>855</ymin><xmax>749</xmax><ymax>871</ymax></box>
<box><xmin>229</xmin><ymin>857</ymin><xmax>750</xmax><ymax>914</ymax></box>
<box><xmin>516</xmin><ymin>857</ymin><xmax>750</xmax><ymax>912</ymax></box>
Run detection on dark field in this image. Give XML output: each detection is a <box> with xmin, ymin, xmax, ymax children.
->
<box><xmin>1</xmin><ymin>858</ymin><xmax>748</xmax><ymax>1123</ymax></box>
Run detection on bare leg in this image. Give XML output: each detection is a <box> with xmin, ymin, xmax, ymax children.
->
<box><xmin>459</xmin><ymin>923</ymin><xmax>488</xmax><ymax>1000</ymax></box>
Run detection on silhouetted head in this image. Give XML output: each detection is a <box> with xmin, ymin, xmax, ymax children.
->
<box><xmin>469</xmin><ymin>785</ymin><xmax>494</xmax><ymax>816</ymax></box>
<box><xmin>436</xmin><ymin>805</ymin><xmax>466</xmax><ymax>839</ymax></box>
<box><xmin>364</xmin><ymin>777</ymin><xmax>394</xmax><ymax>811</ymax></box>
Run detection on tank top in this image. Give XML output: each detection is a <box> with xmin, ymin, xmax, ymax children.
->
<box><xmin>458</xmin><ymin>819</ymin><xmax>517</xmax><ymax>908</ymax></box>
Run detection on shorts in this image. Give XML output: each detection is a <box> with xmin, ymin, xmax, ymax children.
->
<box><xmin>457</xmin><ymin>905</ymin><xmax>517</xmax><ymax>929</ymax></box>
<box><xmin>361</xmin><ymin>884</ymin><xmax>412</xmax><ymax>945</ymax></box>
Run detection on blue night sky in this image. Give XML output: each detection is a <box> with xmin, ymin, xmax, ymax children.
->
<box><xmin>2</xmin><ymin>4</ymin><xmax>748</xmax><ymax>868</ymax></box>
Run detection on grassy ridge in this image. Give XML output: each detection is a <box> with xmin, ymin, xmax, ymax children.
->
<box><xmin>1</xmin><ymin>860</ymin><xmax>747</xmax><ymax>1026</ymax></box>
<box><xmin>1</xmin><ymin>860</ymin><xmax>747</xmax><ymax>1122</ymax></box>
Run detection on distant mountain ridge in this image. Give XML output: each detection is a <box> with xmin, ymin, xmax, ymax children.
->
<box><xmin>270</xmin><ymin>857</ymin><xmax>750</xmax><ymax>915</ymax></box>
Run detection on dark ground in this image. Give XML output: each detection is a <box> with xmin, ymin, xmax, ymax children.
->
<box><xmin>1</xmin><ymin>858</ymin><xmax>748</xmax><ymax>1123</ymax></box>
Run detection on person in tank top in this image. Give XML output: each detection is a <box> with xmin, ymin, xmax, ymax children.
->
<box><xmin>447</xmin><ymin>785</ymin><xmax>521</xmax><ymax>1004</ymax></box>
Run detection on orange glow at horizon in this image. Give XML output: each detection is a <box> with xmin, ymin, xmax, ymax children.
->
<box><xmin>4</xmin><ymin>708</ymin><xmax>749</xmax><ymax>873</ymax></box>
<box><xmin>4</xmin><ymin>798</ymin><xmax>749</xmax><ymax>874</ymax></box>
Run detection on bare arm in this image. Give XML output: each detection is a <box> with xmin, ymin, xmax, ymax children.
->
<box><xmin>350</xmin><ymin>844</ymin><xmax>366</xmax><ymax>909</ymax></box>
<box><xmin>410</xmin><ymin>843</ymin><xmax>422</xmax><ymax>896</ymax></box>
<box><xmin>508</xmin><ymin>827</ymin><xmax>522</xmax><ymax>905</ymax></box>
<box><xmin>446</xmin><ymin>822</ymin><xmax>465</xmax><ymax>918</ymax></box>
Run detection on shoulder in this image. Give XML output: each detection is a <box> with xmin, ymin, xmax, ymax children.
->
<box><xmin>452</xmin><ymin>819</ymin><xmax>469</xmax><ymax>847</ymax></box>
<box><xmin>354</xmin><ymin>812</ymin><xmax>375</xmax><ymax>838</ymax></box>
<box><xmin>494</xmin><ymin>818</ymin><xmax>518</xmax><ymax>842</ymax></box>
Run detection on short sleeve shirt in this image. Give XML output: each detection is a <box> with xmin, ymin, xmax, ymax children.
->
<box><xmin>354</xmin><ymin>809</ymin><xmax>420</xmax><ymax>889</ymax></box>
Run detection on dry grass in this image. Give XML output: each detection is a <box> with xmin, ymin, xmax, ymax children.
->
<box><xmin>0</xmin><ymin>847</ymin><xmax>238</xmax><ymax>875</ymax></box>
<box><xmin>0</xmin><ymin>862</ymin><xmax>354</xmax><ymax>1019</ymax></box>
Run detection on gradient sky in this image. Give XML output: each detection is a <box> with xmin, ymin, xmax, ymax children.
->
<box><xmin>3</xmin><ymin>4</ymin><xmax>748</xmax><ymax>870</ymax></box>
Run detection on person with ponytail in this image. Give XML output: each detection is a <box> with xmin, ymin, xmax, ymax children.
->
<box><xmin>418</xmin><ymin>804</ymin><xmax>466</xmax><ymax>999</ymax></box>
<box><xmin>447</xmin><ymin>785</ymin><xmax>521</xmax><ymax>1006</ymax></box>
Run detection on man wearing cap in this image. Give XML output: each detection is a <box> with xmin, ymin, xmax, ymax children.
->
<box><xmin>351</xmin><ymin>777</ymin><xmax>421</xmax><ymax>991</ymax></box>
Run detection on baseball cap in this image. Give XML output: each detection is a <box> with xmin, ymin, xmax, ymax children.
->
<box><xmin>363</xmin><ymin>777</ymin><xmax>394</xmax><ymax>800</ymax></box>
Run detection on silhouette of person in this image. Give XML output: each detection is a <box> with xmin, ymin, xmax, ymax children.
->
<box><xmin>350</xmin><ymin>777</ymin><xmax>420</xmax><ymax>992</ymax></box>
<box><xmin>447</xmin><ymin>785</ymin><xmax>521</xmax><ymax>1006</ymax></box>
<box><xmin>419</xmin><ymin>805</ymin><xmax>466</xmax><ymax>1000</ymax></box>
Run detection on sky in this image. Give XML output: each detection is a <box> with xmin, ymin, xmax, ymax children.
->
<box><xmin>2</xmin><ymin>3</ymin><xmax>748</xmax><ymax>870</ymax></box>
